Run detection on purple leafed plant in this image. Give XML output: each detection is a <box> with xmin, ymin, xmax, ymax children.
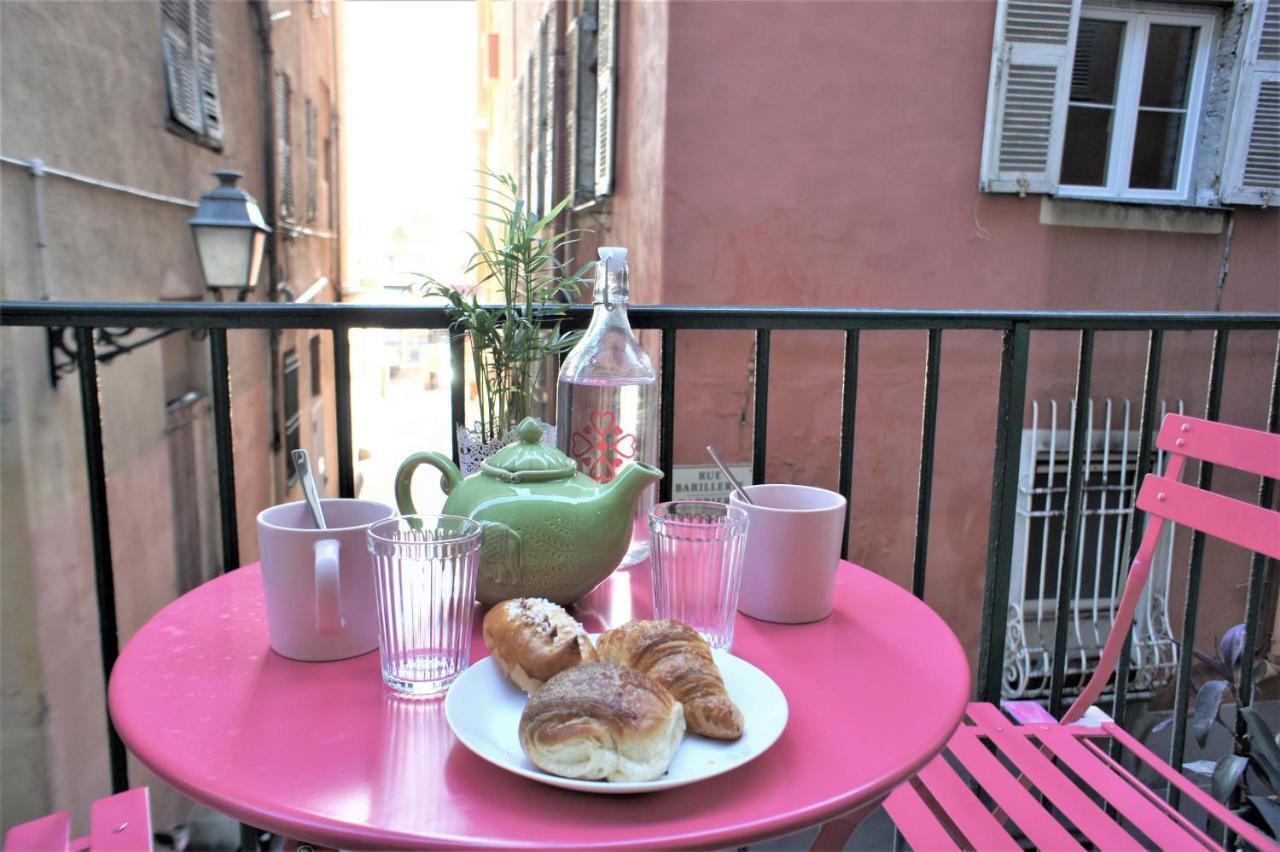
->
<box><xmin>1156</xmin><ymin>624</ymin><xmax>1280</xmax><ymax>838</ymax></box>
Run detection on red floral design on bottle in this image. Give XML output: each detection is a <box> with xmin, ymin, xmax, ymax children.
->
<box><xmin>568</xmin><ymin>411</ymin><xmax>637</xmax><ymax>482</ymax></box>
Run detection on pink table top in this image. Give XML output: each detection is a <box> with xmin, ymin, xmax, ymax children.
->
<box><xmin>108</xmin><ymin>560</ymin><xmax>969</xmax><ymax>850</ymax></box>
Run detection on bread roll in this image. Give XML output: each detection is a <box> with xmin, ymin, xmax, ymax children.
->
<box><xmin>598</xmin><ymin>619</ymin><xmax>744</xmax><ymax>740</ymax></box>
<box><xmin>482</xmin><ymin>598</ymin><xmax>598</xmax><ymax>693</ymax></box>
<box><xmin>519</xmin><ymin>662</ymin><xmax>685</xmax><ymax>782</ymax></box>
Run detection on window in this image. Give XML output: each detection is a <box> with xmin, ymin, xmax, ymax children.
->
<box><xmin>1058</xmin><ymin>8</ymin><xmax>1213</xmax><ymax>202</ymax></box>
<box><xmin>275</xmin><ymin>72</ymin><xmax>294</xmax><ymax>222</ymax></box>
<box><xmin>1005</xmin><ymin>398</ymin><xmax>1181</xmax><ymax>701</ymax></box>
<box><xmin>520</xmin><ymin>0</ymin><xmax>616</xmax><ymax>211</ymax></box>
<box><xmin>159</xmin><ymin>0</ymin><xmax>223</xmax><ymax>147</ymax></box>
<box><xmin>283</xmin><ymin>350</ymin><xmax>300</xmax><ymax>485</ymax></box>
<box><xmin>309</xmin><ymin>335</ymin><xmax>321</xmax><ymax>396</ymax></box>
<box><xmin>979</xmin><ymin>0</ymin><xmax>1280</xmax><ymax>207</ymax></box>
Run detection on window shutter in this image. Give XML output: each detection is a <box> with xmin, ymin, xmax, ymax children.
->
<box><xmin>531</xmin><ymin>22</ymin><xmax>547</xmax><ymax>219</ymax></box>
<box><xmin>275</xmin><ymin>71</ymin><xmax>294</xmax><ymax>221</ymax></box>
<box><xmin>541</xmin><ymin>11</ymin><xmax>560</xmax><ymax>217</ymax></box>
<box><xmin>566</xmin><ymin>13</ymin><xmax>598</xmax><ymax>207</ymax></box>
<box><xmin>523</xmin><ymin>52</ymin><xmax>535</xmax><ymax>206</ymax></box>
<box><xmin>1222</xmin><ymin>0</ymin><xmax>1280</xmax><ymax>205</ymax></box>
<box><xmin>305</xmin><ymin>98</ymin><xmax>318</xmax><ymax>223</ymax></box>
<box><xmin>979</xmin><ymin>0</ymin><xmax>1081</xmax><ymax>194</ymax></box>
<box><xmin>193</xmin><ymin>0</ymin><xmax>222</xmax><ymax>141</ymax></box>
<box><xmin>594</xmin><ymin>0</ymin><xmax>618</xmax><ymax>198</ymax></box>
<box><xmin>516</xmin><ymin>71</ymin><xmax>530</xmax><ymax>200</ymax></box>
<box><xmin>160</xmin><ymin>0</ymin><xmax>202</xmax><ymax>133</ymax></box>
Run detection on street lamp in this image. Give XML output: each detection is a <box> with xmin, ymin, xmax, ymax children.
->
<box><xmin>188</xmin><ymin>170</ymin><xmax>271</xmax><ymax>300</ymax></box>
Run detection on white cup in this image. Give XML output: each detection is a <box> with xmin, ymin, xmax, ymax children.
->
<box><xmin>256</xmin><ymin>498</ymin><xmax>395</xmax><ymax>661</ymax></box>
<box><xmin>729</xmin><ymin>484</ymin><xmax>847</xmax><ymax>624</ymax></box>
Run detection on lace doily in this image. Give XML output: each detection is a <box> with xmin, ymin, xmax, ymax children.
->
<box><xmin>457</xmin><ymin>419</ymin><xmax>559</xmax><ymax>475</ymax></box>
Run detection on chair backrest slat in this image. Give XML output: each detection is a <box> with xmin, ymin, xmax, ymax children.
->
<box><xmin>1137</xmin><ymin>475</ymin><xmax>1280</xmax><ymax>560</ymax></box>
<box><xmin>1155</xmin><ymin>413</ymin><xmax>1280</xmax><ymax>479</ymax></box>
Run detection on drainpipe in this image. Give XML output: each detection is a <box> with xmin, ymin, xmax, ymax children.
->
<box><xmin>29</xmin><ymin>158</ymin><xmax>54</xmax><ymax>301</ymax></box>
<box><xmin>251</xmin><ymin>0</ymin><xmax>284</xmax><ymax>467</ymax></box>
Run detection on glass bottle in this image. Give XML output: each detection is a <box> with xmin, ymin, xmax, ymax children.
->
<box><xmin>556</xmin><ymin>247</ymin><xmax>658</xmax><ymax>567</ymax></box>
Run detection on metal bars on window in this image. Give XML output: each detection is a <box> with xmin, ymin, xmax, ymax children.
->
<box><xmin>2</xmin><ymin>302</ymin><xmax>1277</xmax><ymax>798</ymax></box>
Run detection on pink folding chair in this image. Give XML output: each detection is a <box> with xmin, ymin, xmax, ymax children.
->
<box><xmin>3</xmin><ymin>788</ymin><xmax>151</xmax><ymax>852</ymax></box>
<box><xmin>828</xmin><ymin>414</ymin><xmax>1279</xmax><ymax>850</ymax></box>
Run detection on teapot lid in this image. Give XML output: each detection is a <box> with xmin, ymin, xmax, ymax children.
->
<box><xmin>481</xmin><ymin>418</ymin><xmax>578</xmax><ymax>482</ymax></box>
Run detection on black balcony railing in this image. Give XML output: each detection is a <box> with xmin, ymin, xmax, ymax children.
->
<box><xmin>2</xmin><ymin>301</ymin><xmax>1278</xmax><ymax>803</ymax></box>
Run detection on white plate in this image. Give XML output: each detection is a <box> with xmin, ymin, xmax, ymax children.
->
<box><xmin>443</xmin><ymin>645</ymin><xmax>789</xmax><ymax>794</ymax></box>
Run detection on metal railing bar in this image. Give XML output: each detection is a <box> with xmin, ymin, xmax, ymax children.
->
<box><xmin>977</xmin><ymin>323</ymin><xmax>1031</xmax><ymax>703</ymax></box>
<box><xmin>1169</xmin><ymin>328</ymin><xmax>1230</xmax><ymax>808</ymax></box>
<box><xmin>838</xmin><ymin>330</ymin><xmax>859</xmax><ymax>561</ymax></box>
<box><xmin>4</xmin><ymin>301</ymin><xmax>1280</xmax><ymax>332</ymax></box>
<box><xmin>1112</xmin><ymin>328</ymin><xmax>1165</xmax><ymax>737</ymax></box>
<box><xmin>209</xmin><ymin>330</ymin><xmax>239</xmax><ymax>574</ymax></box>
<box><xmin>74</xmin><ymin>327</ymin><xmax>129</xmax><ymax>794</ymax></box>
<box><xmin>449</xmin><ymin>333</ymin><xmax>465</xmax><ymax>468</ymax></box>
<box><xmin>659</xmin><ymin>329</ymin><xmax>677</xmax><ymax>504</ymax></box>
<box><xmin>1050</xmin><ymin>329</ymin><xmax>1096</xmax><ymax>717</ymax></box>
<box><xmin>911</xmin><ymin>329</ymin><xmax>942</xmax><ymax>599</ymax></box>
<box><xmin>752</xmin><ymin>330</ymin><xmax>771</xmax><ymax>487</ymax></box>
<box><xmin>334</xmin><ymin>329</ymin><xmax>354</xmax><ymax>499</ymax></box>
<box><xmin>1237</xmin><ymin>332</ymin><xmax>1279</xmax><ymax>718</ymax></box>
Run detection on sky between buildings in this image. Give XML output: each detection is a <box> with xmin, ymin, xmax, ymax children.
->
<box><xmin>342</xmin><ymin>0</ymin><xmax>478</xmax><ymax>294</ymax></box>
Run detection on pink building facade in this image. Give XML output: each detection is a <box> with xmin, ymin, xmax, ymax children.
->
<box><xmin>481</xmin><ymin>0</ymin><xmax>1279</xmax><ymax>683</ymax></box>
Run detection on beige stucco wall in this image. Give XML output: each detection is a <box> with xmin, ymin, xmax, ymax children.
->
<box><xmin>1</xmin><ymin>0</ymin><xmax>342</xmax><ymax>834</ymax></box>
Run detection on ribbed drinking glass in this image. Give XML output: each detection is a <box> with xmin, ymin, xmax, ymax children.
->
<box><xmin>367</xmin><ymin>514</ymin><xmax>482</xmax><ymax>696</ymax></box>
<box><xmin>649</xmin><ymin>501</ymin><xmax>749</xmax><ymax>650</ymax></box>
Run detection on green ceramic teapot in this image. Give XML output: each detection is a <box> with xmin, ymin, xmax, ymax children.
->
<box><xmin>394</xmin><ymin>418</ymin><xmax>663</xmax><ymax>605</ymax></box>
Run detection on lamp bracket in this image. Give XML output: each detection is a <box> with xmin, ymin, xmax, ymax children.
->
<box><xmin>46</xmin><ymin>326</ymin><xmax>207</xmax><ymax>388</ymax></box>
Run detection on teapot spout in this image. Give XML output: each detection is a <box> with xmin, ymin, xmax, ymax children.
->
<box><xmin>600</xmin><ymin>461</ymin><xmax>664</xmax><ymax>515</ymax></box>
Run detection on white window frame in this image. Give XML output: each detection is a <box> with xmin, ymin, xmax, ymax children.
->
<box><xmin>1057</xmin><ymin>3</ymin><xmax>1216</xmax><ymax>205</ymax></box>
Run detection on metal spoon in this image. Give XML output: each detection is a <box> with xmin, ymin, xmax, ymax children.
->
<box><xmin>291</xmin><ymin>449</ymin><xmax>327</xmax><ymax>529</ymax></box>
<box><xmin>706</xmin><ymin>445</ymin><xmax>754</xmax><ymax>505</ymax></box>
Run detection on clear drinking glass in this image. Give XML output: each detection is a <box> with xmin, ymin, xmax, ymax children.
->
<box><xmin>649</xmin><ymin>501</ymin><xmax>749</xmax><ymax>650</ymax></box>
<box><xmin>367</xmin><ymin>514</ymin><xmax>482</xmax><ymax>696</ymax></box>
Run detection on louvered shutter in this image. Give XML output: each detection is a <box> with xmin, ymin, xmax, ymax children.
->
<box><xmin>516</xmin><ymin>71</ymin><xmax>530</xmax><ymax>199</ymax></box>
<box><xmin>566</xmin><ymin>13</ymin><xmax>598</xmax><ymax>207</ymax></box>
<box><xmin>160</xmin><ymin>0</ymin><xmax>201</xmax><ymax>133</ymax></box>
<box><xmin>275</xmin><ymin>72</ymin><xmax>294</xmax><ymax>221</ymax></box>
<box><xmin>531</xmin><ymin>25</ymin><xmax>545</xmax><ymax>218</ymax></box>
<box><xmin>979</xmin><ymin>0</ymin><xmax>1081</xmax><ymax>194</ymax></box>
<box><xmin>1222</xmin><ymin>0</ymin><xmax>1280</xmax><ymax>205</ymax></box>
<box><xmin>305</xmin><ymin>98</ymin><xmax>318</xmax><ymax>223</ymax></box>
<box><xmin>541</xmin><ymin>10</ymin><xmax>560</xmax><ymax>217</ymax></box>
<box><xmin>594</xmin><ymin>0</ymin><xmax>618</xmax><ymax>198</ymax></box>
<box><xmin>193</xmin><ymin>0</ymin><xmax>222</xmax><ymax>141</ymax></box>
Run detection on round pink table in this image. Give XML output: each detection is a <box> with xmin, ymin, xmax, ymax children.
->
<box><xmin>109</xmin><ymin>560</ymin><xmax>969</xmax><ymax>850</ymax></box>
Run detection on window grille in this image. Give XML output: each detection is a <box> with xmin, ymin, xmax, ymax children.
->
<box><xmin>1004</xmin><ymin>397</ymin><xmax>1182</xmax><ymax>702</ymax></box>
<box><xmin>159</xmin><ymin>0</ymin><xmax>222</xmax><ymax>145</ymax></box>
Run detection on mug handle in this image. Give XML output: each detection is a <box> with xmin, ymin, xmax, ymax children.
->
<box><xmin>314</xmin><ymin>538</ymin><xmax>344</xmax><ymax>635</ymax></box>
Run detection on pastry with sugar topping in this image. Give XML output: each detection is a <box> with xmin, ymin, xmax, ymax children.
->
<box><xmin>482</xmin><ymin>597</ymin><xmax>598</xmax><ymax>693</ymax></box>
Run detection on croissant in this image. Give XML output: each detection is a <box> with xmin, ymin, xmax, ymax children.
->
<box><xmin>597</xmin><ymin>619</ymin><xmax>744</xmax><ymax>740</ymax></box>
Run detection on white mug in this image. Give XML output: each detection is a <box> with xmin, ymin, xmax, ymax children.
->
<box><xmin>256</xmin><ymin>498</ymin><xmax>395</xmax><ymax>661</ymax></box>
<box><xmin>729</xmin><ymin>484</ymin><xmax>847</xmax><ymax>624</ymax></box>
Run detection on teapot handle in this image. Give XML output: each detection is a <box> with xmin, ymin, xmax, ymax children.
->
<box><xmin>395</xmin><ymin>452</ymin><xmax>463</xmax><ymax>515</ymax></box>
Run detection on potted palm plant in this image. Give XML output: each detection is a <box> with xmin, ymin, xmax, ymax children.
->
<box><xmin>418</xmin><ymin>171</ymin><xmax>587</xmax><ymax>470</ymax></box>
